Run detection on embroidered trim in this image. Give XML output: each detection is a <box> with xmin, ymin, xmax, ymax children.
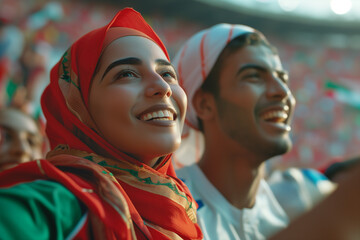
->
<box><xmin>47</xmin><ymin>144</ymin><xmax>197</xmax><ymax>223</ymax></box>
<box><xmin>36</xmin><ymin>159</ymin><xmax>46</xmax><ymax>175</ymax></box>
<box><xmin>81</xmin><ymin>188</ymin><xmax>94</xmax><ymax>193</ymax></box>
<box><xmin>65</xmin><ymin>211</ymin><xmax>89</xmax><ymax>240</ymax></box>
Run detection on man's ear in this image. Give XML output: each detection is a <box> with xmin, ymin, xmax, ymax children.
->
<box><xmin>192</xmin><ymin>89</ymin><xmax>217</xmax><ymax>121</ymax></box>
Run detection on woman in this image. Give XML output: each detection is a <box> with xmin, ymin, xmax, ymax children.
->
<box><xmin>0</xmin><ymin>8</ymin><xmax>202</xmax><ymax>240</ymax></box>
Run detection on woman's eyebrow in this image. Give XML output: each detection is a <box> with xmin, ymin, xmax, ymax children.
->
<box><xmin>156</xmin><ymin>59</ymin><xmax>176</xmax><ymax>70</ymax></box>
<box><xmin>101</xmin><ymin>57</ymin><xmax>142</xmax><ymax>80</ymax></box>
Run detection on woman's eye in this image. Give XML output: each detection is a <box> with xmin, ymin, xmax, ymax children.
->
<box><xmin>161</xmin><ymin>71</ymin><xmax>177</xmax><ymax>82</ymax></box>
<box><xmin>119</xmin><ymin>70</ymin><xmax>136</xmax><ymax>78</ymax></box>
<box><xmin>114</xmin><ymin>70</ymin><xmax>138</xmax><ymax>81</ymax></box>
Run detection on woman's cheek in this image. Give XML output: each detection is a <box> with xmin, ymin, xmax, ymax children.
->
<box><xmin>172</xmin><ymin>85</ymin><xmax>188</xmax><ymax>120</ymax></box>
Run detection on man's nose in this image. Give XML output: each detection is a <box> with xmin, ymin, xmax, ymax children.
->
<box><xmin>266</xmin><ymin>75</ymin><xmax>291</xmax><ymax>101</ymax></box>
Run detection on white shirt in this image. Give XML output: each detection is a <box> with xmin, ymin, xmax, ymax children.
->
<box><xmin>176</xmin><ymin>164</ymin><xmax>289</xmax><ymax>240</ymax></box>
<box><xmin>267</xmin><ymin>168</ymin><xmax>335</xmax><ymax>221</ymax></box>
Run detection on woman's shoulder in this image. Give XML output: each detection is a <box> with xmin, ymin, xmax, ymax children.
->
<box><xmin>0</xmin><ymin>178</ymin><xmax>81</xmax><ymax>207</ymax></box>
<box><xmin>0</xmin><ymin>179</ymin><xmax>84</xmax><ymax>240</ymax></box>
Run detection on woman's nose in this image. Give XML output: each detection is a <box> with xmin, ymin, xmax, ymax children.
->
<box><xmin>145</xmin><ymin>74</ymin><xmax>172</xmax><ymax>98</ymax></box>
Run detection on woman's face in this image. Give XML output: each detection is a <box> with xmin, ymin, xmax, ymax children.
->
<box><xmin>89</xmin><ymin>36</ymin><xmax>187</xmax><ymax>166</ymax></box>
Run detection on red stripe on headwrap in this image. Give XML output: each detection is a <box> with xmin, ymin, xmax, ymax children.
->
<box><xmin>200</xmin><ymin>32</ymin><xmax>208</xmax><ymax>81</ymax></box>
<box><xmin>227</xmin><ymin>25</ymin><xmax>234</xmax><ymax>43</ymax></box>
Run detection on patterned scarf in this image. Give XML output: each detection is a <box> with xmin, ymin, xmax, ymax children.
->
<box><xmin>38</xmin><ymin>8</ymin><xmax>202</xmax><ymax>239</ymax></box>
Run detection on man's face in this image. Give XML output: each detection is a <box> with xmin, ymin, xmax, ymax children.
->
<box><xmin>0</xmin><ymin>109</ymin><xmax>43</xmax><ymax>172</ymax></box>
<box><xmin>216</xmin><ymin>44</ymin><xmax>296</xmax><ymax>159</ymax></box>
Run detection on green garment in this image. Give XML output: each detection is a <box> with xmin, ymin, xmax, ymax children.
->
<box><xmin>0</xmin><ymin>180</ymin><xmax>84</xmax><ymax>240</ymax></box>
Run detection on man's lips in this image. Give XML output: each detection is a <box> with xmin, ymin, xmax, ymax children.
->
<box><xmin>258</xmin><ymin>105</ymin><xmax>292</xmax><ymax>132</ymax></box>
<box><xmin>261</xmin><ymin>110</ymin><xmax>288</xmax><ymax>123</ymax></box>
<box><xmin>260</xmin><ymin>105</ymin><xmax>290</xmax><ymax>124</ymax></box>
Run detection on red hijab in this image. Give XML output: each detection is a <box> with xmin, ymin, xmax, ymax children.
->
<box><xmin>35</xmin><ymin>8</ymin><xmax>202</xmax><ymax>239</ymax></box>
<box><xmin>41</xmin><ymin>8</ymin><xmax>172</xmax><ymax>169</ymax></box>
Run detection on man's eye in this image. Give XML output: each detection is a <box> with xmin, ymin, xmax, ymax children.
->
<box><xmin>242</xmin><ymin>72</ymin><xmax>262</xmax><ymax>82</ymax></box>
<box><xmin>245</xmin><ymin>73</ymin><xmax>261</xmax><ymax>78</ymax></box>
<box><xmin>280</xmin><ymin>74</ymin><xmax>289</xmax><ymax>83</ymax></box>
<box><xmin>275</xmin><ymin>71</ymin><xmax>289</xmax><ymax>83</ymax></box>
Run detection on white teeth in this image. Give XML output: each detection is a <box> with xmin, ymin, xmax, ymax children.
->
<box><xmin>262</xmin><ymin>111</ymin><xmax>288</xmax><ymax>122</ymax></box>
<box><xmin>164</xmin><ymin>110</ymin><xmax>170</xmax><ymax>117</ymax></box>
<box><xmin>158</xmin><ymin>111</ymin><xmax>165</xmax><ymax>117</ymax></box>
<box><xmin>140</xmin><ymin>110</ymin><xmax>174</xmax><ymax>121</ymax></box>
<box><xmin>152</xmin><ymin>117</ymin><xmax>169</xmax><ymax>121</ymax></box>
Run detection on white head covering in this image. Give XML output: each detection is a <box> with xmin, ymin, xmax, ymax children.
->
<box><xmin>172</xmin><ymin>24</ymin><xmax>256</xmax><ymax>167</ymax></box>
<box><xmin>173</xmin><ymin>23</ymin><xmax>255</xmax><ymax>131</ymax></box>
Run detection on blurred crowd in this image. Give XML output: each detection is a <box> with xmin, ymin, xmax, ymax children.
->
<box><xmin>1</xmin><ymin>0</ymin><xmax>359</xmax><ymax>170</ymax></box>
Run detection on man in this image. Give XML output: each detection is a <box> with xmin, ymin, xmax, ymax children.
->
<box><xmin>0</xmin><ymin>107</ymin><xmax>44</xmax><ymax>172</ymax></box>
<box><xmin>173</xmin><ymin>24</ymin><xmax>333</xmax><ymax>239</ymax></box>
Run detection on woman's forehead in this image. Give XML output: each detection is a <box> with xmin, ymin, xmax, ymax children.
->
<box><xmin>101</xmin><ymin>36</ymin><xmax>167</xmax><ymax>64</ymax></box>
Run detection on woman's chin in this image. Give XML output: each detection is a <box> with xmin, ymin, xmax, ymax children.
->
<box><xmin>145</xmin><ymin>136</ymin><xmax>181</xmax><ymax>153</ymax></box>
<box><xmin>138</xmin><ymin>146</ymin><xmax>179</xmax><ymax>166</ymax></box>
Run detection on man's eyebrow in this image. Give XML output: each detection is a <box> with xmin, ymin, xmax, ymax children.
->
<box><xmin>237</xmin><ymin>64</ymin><xmax>287</xmax><ymax>76</ymax></box>
<box><xmin>236</xmin><ymin>63</ymin><xmax>267</xmax><ymax>75</ymax></box>
<box><xmin>101</xmin><ymin>57</ymin><xmax>142</xmax><ymax>80</ymax></box>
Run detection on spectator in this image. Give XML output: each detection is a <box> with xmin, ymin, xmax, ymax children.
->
<box><xmin>0</xmin><ymin>107</ymin><xmax>43</xmax><ymax>172</ymax></box>
<box><xmin>173</xmin><ymin>23</ymin><xmax>333</xmax><ymax>239</ymax></box>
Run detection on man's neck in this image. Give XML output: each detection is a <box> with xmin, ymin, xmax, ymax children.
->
<box><xmin>198</xmin><ymin>143</ymin><xmax>266</xmax><ymax>209</ymax></box>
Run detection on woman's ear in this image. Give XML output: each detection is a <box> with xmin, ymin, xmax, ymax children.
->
<box><xmin>192</xmin><ymin>89</ymin><xmax>217</xmax><ymax>122</ymax></box>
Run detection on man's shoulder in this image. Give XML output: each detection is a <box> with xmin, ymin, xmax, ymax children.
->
<box><xmin>268</xmin><ymin>167</ymin><xmax>333</xmax><ymax>194</ymax></box>
<box><xmin>176</xmin><ymin>164</ymin><xmax>199</xmax><ymax>189</ymax></box>
<box><xmin>175</xmin><ymin>164</ymin><xmax>209</xmax><ymax>211</ymax></box>
<box><xmin>267</xmin><ymin>167</ymin><xmax>334</xmax><ymax>220</ymax></box>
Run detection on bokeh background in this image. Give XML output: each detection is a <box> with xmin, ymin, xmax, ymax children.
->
<box><xmin>1</xmin><ymin>0</ymin><xmax>359</xmax><ymax>170</ymax></box>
